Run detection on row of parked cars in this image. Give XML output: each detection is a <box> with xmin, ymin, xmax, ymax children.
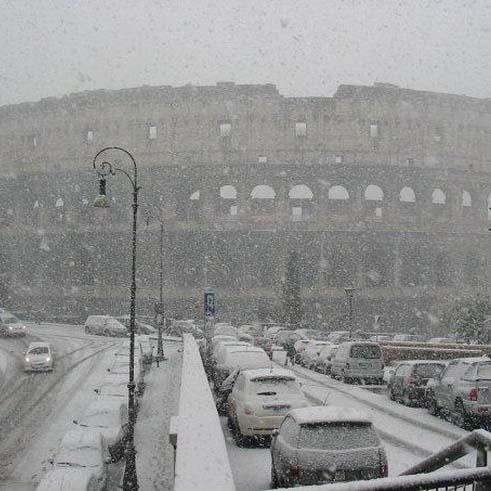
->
<box><xmin>206</xmin><ymin>323</ymin><xmax>389</xmax><ymax>487</ymax></box>
<box><xmin>385</xmin><ymin>356</ymin><xmax>491</xmax><ymax>430</ymax></box>
<box><xmin>84</xmin><ymin>314</ymin><xmax>157</xmax><ymax>337</ymax></box>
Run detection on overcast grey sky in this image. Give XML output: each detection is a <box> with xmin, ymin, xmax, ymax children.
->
<box><xmin>1</xmin><ymin>0</ymin><xmax>490</xmax><ymax>106</ymax></box>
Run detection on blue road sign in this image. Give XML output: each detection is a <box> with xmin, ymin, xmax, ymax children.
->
<box><xmin>204</xmin><ymin>291</ymin><xmax>215</xmax><ymax>317</ymax></box>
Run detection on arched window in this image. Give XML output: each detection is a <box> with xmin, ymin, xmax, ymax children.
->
<box><xmin>365</xmin><ymin>185</ymin><xmax>384</xmax><ymax>201</ymax></box>
<box><xmin>251</xmin><ymin>185</ymin><xmax>276</xmax><ymax>199</ymax></box>
<box><xmin>400</xmin><ymin>187</ymin><xmax>416</xmax><ymax>203</ymax></box>
<box><xmin>462</xmin><ymin>191</ymin><xmax>472</xmax><ymax>207</ymax></box>
<box><xmin>190</xmin><ymin>190</ymin><xmax>200</xmax><ymax>201</ymax></box>
<box><xmin>432</xmin><ymin>188</ymin><xmax>446</xmax><ymax>205</ymax></box>
<box><xmin>328</xmin><ymin>185</ymin><xmax>349</xmax><ymax>200</ymax></box>
<box><xmin>220</xmin><ymin>185</ymin><xmax>237</xmax><ymax>200</ymax></box>
<box><xmin>288</xmin><ymin>184</ymin><xmax>313</xmax><ymax>200</ymax></box>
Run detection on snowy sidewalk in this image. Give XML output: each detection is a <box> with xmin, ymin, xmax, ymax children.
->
<box><xmin>135</xmin><ymin>341</ymin><xmax>183</xmax><ymax>491</ymax></box>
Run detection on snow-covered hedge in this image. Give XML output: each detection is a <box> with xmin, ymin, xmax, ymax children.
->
<box><xmin>174</xmin><ymin>334</ymin><xmax>235</xmax><ymax>491</ymax></box>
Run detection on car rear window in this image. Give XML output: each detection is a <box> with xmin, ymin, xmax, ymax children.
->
<box><xmin>29</xmin><ymin>347</ymin><xmax>49</xmax><ymax>354</ymax></box>
<box><xmin>414</xmin><ymin>363</ymin><xmax>445</xmax><ymax>378</ymax></box>
<box><xmin>249</xmin><ymin>377</ymin><xmax>299</xmax><ymax>395</ymax></box>
<box><xmin>476</xmin><ymin>363</ymin><xmax>491</xmax><ymax>380</ymax></box>
<box><xmin>298</xmin><ymin>422</ymin><xmax>379</xmax><ymax>450</ymax></box>
<box><xmin>350</xmin><ymin>344</ymin><xmax>382</xmax><ymax>359</ymax></box>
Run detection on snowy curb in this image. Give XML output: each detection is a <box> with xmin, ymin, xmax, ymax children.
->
<box><xmin>36</xmin><ymin>337</ymin><xmax>153</xmax><ymax>490</ymax></box>
<box><xmin>174</xmin><ymin>334</ymin><xmax>236</xmax><ymax>491</ymax></box>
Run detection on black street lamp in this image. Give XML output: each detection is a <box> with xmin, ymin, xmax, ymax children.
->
<box><xmin>93</xmin><ymin>146</ymin><xmax>139</xmax><ymax>491</ymax></box>
<box><xmin>344</xmin><ymin>287</ymin><xmax>356</xmax><ymax>339</ymax></box>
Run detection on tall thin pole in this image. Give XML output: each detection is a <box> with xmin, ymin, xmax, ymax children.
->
<box><xmin>123</xmin><ymin>186</ymin><xmax>139</xmax><ymax>491</ymax></box>
<box><xmin>156</xmin><ymin>221</ymin><xmax>164</xmax><ymax>359</ymax></box>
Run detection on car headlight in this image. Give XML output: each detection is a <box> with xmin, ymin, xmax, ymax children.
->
<box><xmin>46</xmin><ymin>357</ymin><xmax>51</xmax><ymax>362</ymax></box>
<box><xmin>8</xmin><ymin>326</ymin><xmax>12</xmax><ymax>330</ymax></box>
<box><xmin>25</xmin><ymin>357</ymin><xmax>30</xmax><ymax>362</ymax></box>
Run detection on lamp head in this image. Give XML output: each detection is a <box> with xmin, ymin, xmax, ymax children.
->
<box><xmin>93</xmin><ymin>178</ymin><xmax>110</xmax><ymax>208</ymax></box>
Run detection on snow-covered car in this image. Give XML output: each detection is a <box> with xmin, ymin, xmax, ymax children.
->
<box><xmin>213</xmin><ymin>324</ymin><xmax>238</xmax><ymax>337</ymax></box>
<box><xmin>388</xmin><ymin>360</ymin><xmax>447</xmax><ymax>406</ymax></box>
<box><xmin>214</xmin><ymin>341</ymin><xmax>251</xmax><ymax>365</ymax></box>
<box><xmin>383</xmin><ymin>361</ymin><xmax>403</xmax><ymax>385</ymax></box>
<box><xmin>227</xmin><ymin>368</ymin><xmax>309</xmax><ymax>445</ymax></box>
<box><xmin>326</xmin><ymin>330</ymin><xmax>350</xmax><ymax>344</ymax></box>
<box><xmin>274</xmin><ymin>330</ymin><xmax>302</xmax><ymax>347</ymax></box>
<box><xmin>293</xmin><ymin>339</ymin><xmax>311</xmax><ymax>360</ymax></box>
<box><xmin>270</xmin><ymin>406</ymin><xmax>388</xmax><ymax>487</ymax></box>
<box><xmin>265</xmin><ymin>326</ymin><xmax>288</xmax><ymax>338</ymax></box>
<box><xmin>41</xmin><ymin>428</ymin><xmax>108</xmax><ymax>491</ymax></box>
<box><xmin>0</xmin><ymin>309</ymin><xmax>28</xmax><ymax>337</ymax></box>
<box><xmin>24</xmin><ymin>342</ymin><xmax>54</xmax><ymax>371</ymax></box>
<box><xmin>76</xmin><ymin>399</ymin><xmax>128</xmax><ymax>462</ymax></box>
<box><xmin>369</xmin><ymin>335</ymin><xmax>393</xmax><ymax>342</ymax></box>
<box><xmin>298</xmin><ymin>341</ymin><xmax>331</xmax><ymax>368</ymax></box>
<box><xmin>115</xmin><ymin>315</ymin><xmax>157</xmax><ymax>335</ymax></box>
<box><xmin>315</xmin><ymin>345</ymin><xmax>338</xmax><ymax>374</ymax></box>
<box><xmin>214</xmin><ymin>346</ymin><xmax>271</xmax><ymax>388</ymax></box>
<box><xmin>84</xmin><ymin>315</ymin><xmax>128</xmax><ymax>337</ymax></box>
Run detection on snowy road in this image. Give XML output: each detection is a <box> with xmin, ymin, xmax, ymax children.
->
<box><xmin>224</xmin><ymin>364</ymin><xmax>476</xmax><ymax>491</ymax></box>
<box><xmin>0</xmin><ymin>323</ymin><xmax>121</xmax><ymax>490</ymax></box>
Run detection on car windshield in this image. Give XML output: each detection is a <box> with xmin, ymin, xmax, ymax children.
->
<box><xmin>249</xmin><ymin>378</ymin><xmax>299</xmax><ymax>395</ymax></box>
<box><xmin>1</xmin><ymin>316</ymin><xmax>19</xmax><ymax>325</ymax></box>
<box><xmin>350</xmin><ymin>345</ymin><xmax>382</xmax><ymax>359</ymax></box>
<box><xmin>298</xmin><ymin>423</ymin><xmax>379</xmax><ymax>450</ymax></box>
<box><xmin>414</xmin><ymin>364</ymin><xmax>445</xmax><ymax>378</ymax></box>
<box><xmin>475</xmin><ymin>363</ymin><xmax>491</xmax><ymax>380</ymax></box>
<box><xmin>29</xmin><ymin>347</ymin><xmax>49</xmax><ymax>355</ymax></box>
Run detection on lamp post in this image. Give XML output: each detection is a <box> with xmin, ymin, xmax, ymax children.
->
<box><xmin>93</xmin><ymin>146</ymin><xmax>139</xmax><ymax>491</ymax></box>
<box><xmin>154</xmin><ymin>213</ymin><xmax>165</xmax><ymax>361</ymax></box>
<box><xmin>344</xmin><ymin>287</ymin><xmax>356</xmax><ymax>339</ymax></box>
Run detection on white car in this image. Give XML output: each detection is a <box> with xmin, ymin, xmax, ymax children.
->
<box><xmin>42</xmin><ymin>428</ymin><xmax>108</xmax><ymax>491</ymax></box>
<box><xmin>76</xmin><ymin>399</ymin><xmax>128</xmax><ymax>462</ymax></box>
<box><xmin>227</xmin><ymin>368</ymin><xmax>309</xmax><ymax>445</ymax></box>
<box><xmin>115</xmin><ymin>315</ymin><xmax>157</xmax><ymax>335</ymax></box>
<box><xmin>298</xmin><ymin>341</ymin><xmax>331</xmax><ymax>368</ymax></box>
<box><xmin>215</xmin><ymin>341</ymin><xmax>251</xmax><ymax>363</ymax></box>
<box><xmin>315</xmin><ymin>345</ymin><xmax>338</xmax><ymax>374</ymax></box>
<box><xmin>214</xmin><ymin>346</ymin><xmax>271</xmax><ymax>388</ymax></box>
<box><xmin>0</xmin><ymin>309</ymin><xmax>28</xmax><ymax>337</ymax></box>
<box><xmin>24</xmin><ymin>342</ymin><xmax>54</xmax><ymax>371</ymax></box>
<box><xmin>213</xmin><ymin>324</ymin><xmax>238</xmax><ymax>337</ymax></box>
<box><xmin>84</xmin><ymin>315</ymin><xmax>128</xmax><ymax>337</ymax></box>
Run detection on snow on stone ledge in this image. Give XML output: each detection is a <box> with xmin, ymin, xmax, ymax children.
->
<box><xmin>174</xmin><ymin>334</ymin><xmax>236</xmax><ymax>491</ymax></box>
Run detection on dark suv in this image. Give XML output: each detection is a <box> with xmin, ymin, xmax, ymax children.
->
<box><xmin>388</xmin><ymin>360</ymin><xmax>446</xmax><ymax>406</ymax></box>
<box><xmin>426</xmin><ymin>357</ymin><xmax>491</xmax><ymax>429</ymax></box>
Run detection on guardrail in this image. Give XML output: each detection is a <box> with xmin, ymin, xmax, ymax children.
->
<box><xmin>173</xmin><ymin>334</ymin><xmax>235</xmax><ymax>491</ymax></box>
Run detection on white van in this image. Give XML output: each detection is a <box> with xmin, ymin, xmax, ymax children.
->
<box><xmin>330</xmin><ymin>341</ymin><xmax>384</xmax><ymax>384</ymax></box>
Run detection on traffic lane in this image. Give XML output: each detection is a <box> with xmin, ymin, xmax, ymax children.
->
<box><xmin>220</xmin><ymin>417</ymin><xmax>272</xmax><ymax>491</ymax></box>
<box><xmin>1</xmin><ymin>342</ymin><xmax>121</xmax><ymax>483</ymax></box>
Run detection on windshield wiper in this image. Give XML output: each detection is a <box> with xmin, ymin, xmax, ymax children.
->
<box><xmin>257</xmin><ymin>391</ymin><xmax>276</xmax><ymax>396</ymax></box>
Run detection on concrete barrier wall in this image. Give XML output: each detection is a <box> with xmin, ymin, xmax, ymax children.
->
<box><xmin>174</xmin><ymin>334</ymin><xmax>236</xmax><ymax>491</ymax></box>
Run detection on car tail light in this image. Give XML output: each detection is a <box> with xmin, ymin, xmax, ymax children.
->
<box><xmin>244</xmin><ymin>405</ymin><xmax>254</xmax><ymax>415</ymax></box>
<box><xmin>469</xmin><ymin>387</ymin><xmax>479</xmax><ymax>401</ymax></box>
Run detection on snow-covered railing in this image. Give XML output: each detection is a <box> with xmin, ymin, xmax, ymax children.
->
<box><xmin>173</xmin><ymin>334</ymin><xmax>235</xmax><ymax>491</ymax></box>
